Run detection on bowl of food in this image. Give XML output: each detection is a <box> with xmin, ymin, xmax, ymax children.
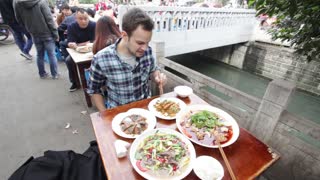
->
<box><xmin>76</xmin><ymin>45</ymin><xmax>92</xmax><ymax>53</ymax></box>
<box><xmin>193</xmin><ymin>156</ymin><xmax>224</xmax><ymax>180</ymax></box>
<box><xmin>174</xmin><ymin>86</ymin><xmax>193</xmax><ymax>98</ymax></box>
<box><xmin>130</xmin><ymin>128</ymin><xmax>196</xmax><ymax>180</ymax></box>
<box><xmin>176</xmin><ymin>104</ymin><xmax>240</xmax><ymax>148</ymax></box>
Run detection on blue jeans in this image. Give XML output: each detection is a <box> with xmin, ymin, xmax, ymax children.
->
<box><xmin>8</xmin><ymin>23</ymin><xmax>33</xmax><ymax>54</ymax></box>
<box><xmin>33</xmin><ymin>36</ymin><xmax>58</xmax><ymax>77</ymax></box>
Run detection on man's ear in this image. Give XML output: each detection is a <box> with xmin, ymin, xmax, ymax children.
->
<box><xmin>121</xmin><ymin>31</ymin><xmax>128</xmax><ymax>40</ymax></box>
<box><xmin>121</xmin><ymin>31</ymin><xmax>127</xmax><ymax>37</ymax></box>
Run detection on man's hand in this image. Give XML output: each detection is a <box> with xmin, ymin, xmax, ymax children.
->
<box><xmin>68</xmin><ymin>42</ymin><xmax>77</xmax><ymax>49</ymax></box>
<box><xmin>153</xmin><ymin>70</ymin><xmax>167</xmax><ymax>86</ymax></box>
<box><xmin>77</xmin><ymin>41</ymin><xmax>90</xmax><ymax>46</ymax></box>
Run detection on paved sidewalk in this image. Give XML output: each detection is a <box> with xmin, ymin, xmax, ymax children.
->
<box><xmin>0</xmin><ymin>44</ymin><xmax>96</xmax><ymax>179</ymax></box>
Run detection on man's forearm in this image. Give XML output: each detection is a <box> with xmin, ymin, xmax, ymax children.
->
<box><xmin>91</xmin><ymin>94</ymin><xmax>107</xmax><ymax>112</ymax></box>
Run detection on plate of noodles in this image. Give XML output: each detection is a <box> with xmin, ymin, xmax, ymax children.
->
<box><xmin>148</xmin><ymin>97</ymin><xmax>186</xmax><ymax>120</ymax></box>
<box><xmin>130</xmin><ymin>128</ymin><xmax>196</xmax><ymax>180</ymax></box>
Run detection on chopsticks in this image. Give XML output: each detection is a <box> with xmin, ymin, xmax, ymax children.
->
<box><xmin>158</xmin><ymin>71</ymin><xmax>164</xmax><ymax>95</ymax></box>
<box><xmin>158</xmin><ymin>82</ymin><xmax>163</xmax><ymax>95</ymax></box>
<box><xmin>215</xmin><ymin>134</ymin><xmax>237</xmax><ymax>180</ymax></box>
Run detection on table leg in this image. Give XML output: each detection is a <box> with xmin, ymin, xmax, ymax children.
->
<box><xmin>77</xmin><ymin>62</ymin><xmax>92</xmax><ymax>107</ymax></box>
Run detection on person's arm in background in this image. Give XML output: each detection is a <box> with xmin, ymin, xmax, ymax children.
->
<box><xmin>56</xmin><ymin>13</ymin><xmax>64</xmax><ymax>26</ymax></box>
<box><xmin>89</xmin><ymin>21</ymin><xmax>96</xmax><ymax>43</ymax></box>
<box><xmin>39</xmin><ymin>0</ymin><xmax>58</xmax><ymax>41</ymax></box>
<box><xmin>12</xmin><ymin>0</ymin><xmax>23</xmax><ymax>26</ymax></box>
<box><xmin>87</xmin><ymin>56</ymin><xmax>108</xmax><ymax>112</ymax></box>
<box><xmin>67</xmin><ymin>24</ymin><xmax>78</xmax><ymax>49</ymax></box>
<box><xmin>58</xmin><ymin>17</ymin><xmax>68</xmax><ymax>32</ymax></box>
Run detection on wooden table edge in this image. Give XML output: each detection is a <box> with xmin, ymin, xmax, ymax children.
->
<box><xmin>90</xmin><ymin>112</ymin><xmax>112</xmax><ymax>180</ymax></box>
<box><xmin>250</xmin><ymin>155</ymin><xmax>280</xmax><ymax>179</ymax></box>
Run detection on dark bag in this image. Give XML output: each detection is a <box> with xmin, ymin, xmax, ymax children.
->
<box><xmin>9</xmin><ymin>141</ymin><xmax>107</xmax><ymax>180</ymax></box>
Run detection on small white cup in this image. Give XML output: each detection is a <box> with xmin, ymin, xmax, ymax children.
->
<box><xmin>174</xmin><ymin>86</ymin><xmax>193</xmax><ymax>98</ymax></box>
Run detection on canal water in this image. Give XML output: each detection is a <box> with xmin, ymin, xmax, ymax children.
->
<box><xmin>170</xmin><ymin>53</ymin><xmax>320</xmax><ymax>125</ymax></box>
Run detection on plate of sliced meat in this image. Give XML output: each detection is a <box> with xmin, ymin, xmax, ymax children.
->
<box><xmin>112</xmin><ymin>108</ymin><xmax>157</xmax><ymax>139</ymax></box>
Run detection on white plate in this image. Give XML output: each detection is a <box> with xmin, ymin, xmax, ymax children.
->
<box><xmin>111</xmin><ymin>108</ymin><xmax>157</xmax><ymax>139</ymax></box>
<box><xmin>130</xmin><ymin>128</ymin><xmax>196</xmax><ymax>180</ymax></box>
<box><xmin>176</xmin><ymin>104</ymin><xmax>240</xmax><ymax>148</ymax></box>
<box><xmin>193</xmin><ymin>156</ymin><xmax>224</xmax><ymax>180</ymax></box>
<box><xmin>148</xmin><ymin>97</ymin><xmax>187</xmax><ymax>120</ymax></box>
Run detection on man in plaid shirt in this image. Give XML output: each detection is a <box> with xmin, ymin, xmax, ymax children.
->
<box><xmin>87</xmin><ymin>8</ymin><xmax>167</xmax><ymax>112</ymax></box>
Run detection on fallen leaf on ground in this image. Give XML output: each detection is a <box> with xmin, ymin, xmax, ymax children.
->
<box><xmin>65</xmin><ymin>123</ymin><xmax>71</xmax><ymax>129</ymax></box>
<box><xmin>72</xmin><ymin>129</ymin><xmax>79</xmax><ymax>134</ymax></box>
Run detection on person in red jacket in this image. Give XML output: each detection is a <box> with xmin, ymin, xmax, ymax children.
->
<box><xmin>95</xmin><ymin>0</ymin><xmax>107</xmax><ymax>11</ymax></box>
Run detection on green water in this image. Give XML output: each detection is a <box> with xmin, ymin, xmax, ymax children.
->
<box><xmin>170</xmin><ymin>53</ymin><xmax>320</xmax><ymax>125</ymax></box>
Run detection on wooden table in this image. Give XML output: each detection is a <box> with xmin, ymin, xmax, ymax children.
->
<box><xmin>67</xmin><ymin>48</ymin><xmax>93</xmax><ymax>107</ymax></box>
<box><xmin>90</xmin><ymin>92</ymin><xmax>280</xmax><ymax>180</ymax></box>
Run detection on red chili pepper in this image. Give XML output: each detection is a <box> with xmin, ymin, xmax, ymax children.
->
<box><xmin>173</xmin><ymin>164</ymin><xmax>178</xmax><ymax>171</ymax></box>
<box><xmin>157</xmin><ymin>157</ymin><xmax>165</xmax><ymax>163</ymax></box>
<box><xmin>182</xmin><ymin>128</ymin><xmax>192</xmax><ymax>138</ymax></box>
<box><xmin>136</xmin><ymin>160</ymin><xmax>148</xmax><ymax>172</ymax></box>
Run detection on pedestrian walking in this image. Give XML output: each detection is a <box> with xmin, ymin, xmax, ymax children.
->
<box><xmin>0</xmin><ymin>0</ymin><xmax>33</xmax><ymax>60</ymax></box>
<box><xmin>13</xmin><ymin>0</ymin><xmax>59</xmax><ymax>79</ymax></box>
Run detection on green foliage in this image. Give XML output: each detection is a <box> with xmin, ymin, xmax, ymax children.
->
<box><xmin>79</xmin><ymin>0</ymin><xmax>97</xmax><ymax>4</ymax></box>
<box><xmin>255</xmin><ymin>0</ymin><xmax>320</xmax><ymax>62</ymax></box>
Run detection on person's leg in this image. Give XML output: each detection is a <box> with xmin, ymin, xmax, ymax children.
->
<box><xmin>33</xmin><ymin>37</ymin><xmax>47</xmax><ymax>77</ymax></box>
<box><xmin>65</xmin><ymin>55</ymin><xmax>75</xmax><ymax>84</ymax></box>
<box><xmin>59</xmin><ymin>39</ymin><xmax>69</xmax><ymax>60</ymax></box>
<box><xmin>21</xmin><ymin>27</ymin><xmax>33</xmax><ymax>56</ymax></box>
<box><xmin>65</xmin><ymin>55</ymin><xmax>78</xmax><ymax>91</ymax></box>
<box><xmin>44</xmin><ymin>37</ymin><xmax>58</xmax><ymax>77</ymax></box>
<box><xmin>8</xmin><ymin>23</ymin><xmax>26</xmax><ymax>52</ymax></box>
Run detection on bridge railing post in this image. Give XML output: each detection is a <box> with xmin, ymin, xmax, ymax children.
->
<box><xmin>249</xmin><ymin>79</ymin><xmax>296</xmax><ymax>143</ymax></box>
<box><xmin>150</xmin><ymin>41</ymin><xmax>165</xmax><ymax>95</ymax></box>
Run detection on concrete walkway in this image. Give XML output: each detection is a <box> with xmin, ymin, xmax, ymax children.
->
<box><xmin>0</xmin><ymin>44</ymin><xmax>97</xmax><ymax>179</ymax></box>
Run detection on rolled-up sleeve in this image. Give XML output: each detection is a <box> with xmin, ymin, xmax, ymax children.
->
<box><xmin>87</xmin><ymin>56</ymin><xmax>106</xmax><ymax>95</ymax></box>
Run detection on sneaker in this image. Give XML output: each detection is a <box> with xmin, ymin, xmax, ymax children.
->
<box><xmin>40</xmin><ymin>73</ymin><xmax>49</xmax><ymax>79</ymax></box>
<box><xmin>52</xmin><ymin>74</ymin><xmax>59</xmax><ymax>79</ymax></box>
<box><xmin>20</xmin><ymin>52</ymin><xmax>32</xmax><ymax>60</ymax></box>
<box><xmin>69</xmin><ymin>84</ymin><xmax>78</xmax><ymax>92</ymax></box>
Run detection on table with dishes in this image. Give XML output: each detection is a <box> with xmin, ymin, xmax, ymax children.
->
<box><xmin>90</xmin><ymin>90</ymin><xmax>280</xmax><ymax>180</ymax></box>
<box><xmin>66</xmin><ymin>48</ymin><xmax>93</xmax><ymax>107</ymax></box>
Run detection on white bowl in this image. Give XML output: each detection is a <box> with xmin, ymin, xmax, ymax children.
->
<box><xmin>193</xmin><ymin>156</ymin><xmax>224</xmax><ymax>180</ymax></box>
<box><xmin>174</xmin><ymin>86</ymin><xmax>193</xmax><ymax>98</ymax></box>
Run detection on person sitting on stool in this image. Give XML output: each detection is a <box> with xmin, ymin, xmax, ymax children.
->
<box><xmin>66</xmin><ymin>8</ymin><xmax>95</xmax><ymax>92</ymax></box>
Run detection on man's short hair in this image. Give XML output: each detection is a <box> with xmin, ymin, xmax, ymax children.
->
<box><xmin>61</xmin><ymin>4</ymin><xmax>70</xmax><ymax>10</ymax></box>
<box><xmin>86</xmin><ymin>8</ymin><xmax>95</xmax><ymax>18</ymax></box>
<box><xmin>70</xmin><ymin>6</ymin><xmax>79</xmax><ymax>13</ymax></box>
<box><xmin>76</xmin><ymin>8</ymin><xmax>87</xmax><ymax>14</ymax></box>
<box><xmin>122</xmin><ymin>8</ymin><xmax>154</xmax><ymax>37</ymax></box>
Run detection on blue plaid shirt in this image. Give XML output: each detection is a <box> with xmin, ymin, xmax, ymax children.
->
<box><xmin>87</xmin><ymin>39</ymin><xmax>159</xmax><ymax>108</ymax></box>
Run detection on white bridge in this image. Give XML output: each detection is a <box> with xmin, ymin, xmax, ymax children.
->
<box><xmin>118</xmin><ymin>5</ymin><xmax>257</xmax><ymax>57</ymax></box>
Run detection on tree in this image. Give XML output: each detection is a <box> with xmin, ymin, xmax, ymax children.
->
<box><xmin>255</xmin><ymin>0</ymin><xmax>320</xmax><ymax>62</ymax></box>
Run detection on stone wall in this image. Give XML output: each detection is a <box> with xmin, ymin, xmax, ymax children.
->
<box><xmin>200</xmin><ymin>42</ymin><xmax>320</xmax><ymax>96</ymax></box>
<box><xmin>243</xmin><ymin>42</ymin><xmax>320</xmax><ymax>96</ymax></box>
